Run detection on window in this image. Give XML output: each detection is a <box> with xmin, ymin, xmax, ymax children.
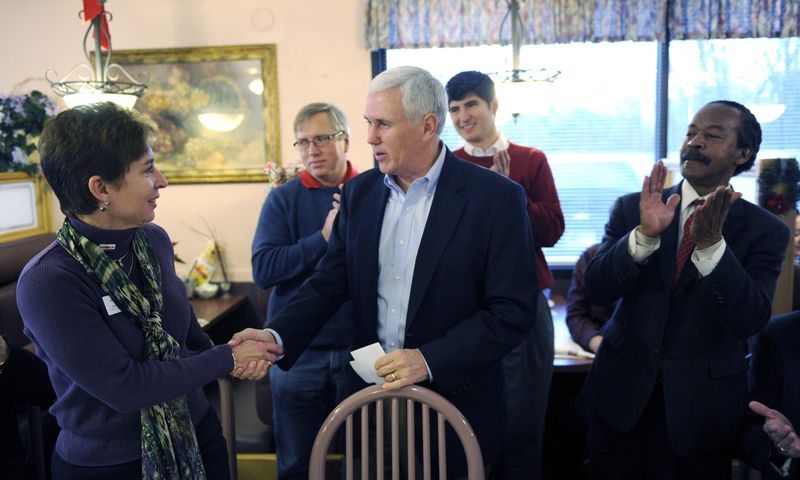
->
<box><xmin>387</xmin><ymin>37</ymin><xmax>800</xmax><ymax>266</ymax></box>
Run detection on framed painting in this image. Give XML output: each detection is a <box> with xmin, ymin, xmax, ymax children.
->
<box><xmin>0</xmin><ymin>172</ymin><xmax>51</xmax><ymax>243</ymax></box>
<box><xmin>112</xmin><ymin>44</ymin><xmax>280</xmax><ymax>184</ymax></box>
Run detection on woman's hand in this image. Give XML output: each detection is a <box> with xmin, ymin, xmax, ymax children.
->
<box><xmin>231</xmin><ymin>340</ymin><xmax>274</xmax><ymax>380</ymax></box>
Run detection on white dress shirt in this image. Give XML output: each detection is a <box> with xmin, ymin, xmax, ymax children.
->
<box><xmin>377</xmin><ymin>145</ymin><xmax>446</xmax><ymax>352</ymax></box>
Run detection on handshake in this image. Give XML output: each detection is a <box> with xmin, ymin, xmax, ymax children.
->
<box><xmin>226</xmin><ymin>328</ymin><xmax>282</xmax><ymax>381</ymax></box>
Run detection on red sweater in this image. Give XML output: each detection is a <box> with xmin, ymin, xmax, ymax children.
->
<box><xmin>454</xmin><ymin>142</ymin><xmax>564</xmax><ymax>290</ymax></box>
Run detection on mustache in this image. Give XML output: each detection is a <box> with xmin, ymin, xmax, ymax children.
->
<box><xmin>681</xmin><ymin>149</ymin><xmax>711</xmax><ymax>166</ymax></box>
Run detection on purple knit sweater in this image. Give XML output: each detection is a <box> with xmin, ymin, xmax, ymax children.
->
<box><xmin>18</xmin><ymin>218</ymin><xmax>234</xmax><ymax>467</ymax></box>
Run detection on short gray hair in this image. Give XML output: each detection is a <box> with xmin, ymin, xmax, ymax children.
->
<box><xmin>369</xmin><ymin>66</ymin><xmax>446</xmax><ymax>135</ymax></box>
<box><xmin>293</xmin><ymin>102</ymin><xmax>349</xmax><ymax>136</ymax></box>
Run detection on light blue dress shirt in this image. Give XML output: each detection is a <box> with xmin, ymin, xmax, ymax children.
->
<box><xmin>377</xmin><ymin>145</ymin><xmax>446</xmax><ymax>353</ymax></box>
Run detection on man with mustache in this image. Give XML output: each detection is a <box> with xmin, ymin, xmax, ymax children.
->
<box><xmin>583</xmin><ymin>100</ymin><xmax>790</xmax><ymax>479</ymax></box>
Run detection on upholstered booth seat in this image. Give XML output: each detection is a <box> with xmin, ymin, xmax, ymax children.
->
<box><xmin>0</xmin><ymin>234</ymin><xmax>56</xmax><ymax>347</ymax></box>
<box><xmin>0</xmin><ymin>233</ymin><xmax>58</xmax><ymax>480</ymax></box>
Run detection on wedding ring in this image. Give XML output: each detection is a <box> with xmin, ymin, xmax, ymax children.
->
<box><xmin>388</xmin><ymin>373</ymin><xmax>396</xmax><ymax>382</ymax></box>
<box><xmin>779</xmin><ymin>445</ymin><xmax>788</xmax><ymax>453</ymax></box>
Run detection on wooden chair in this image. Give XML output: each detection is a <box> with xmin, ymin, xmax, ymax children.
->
<box><xmin>212</xmin><ymin>376</ymin><xmax>238</xmax><ymax>480</ymax></box>
<box><xmin>308</xmin><ymin>385</ymin><xmax>484</xmax><ymax>480</ymax></box>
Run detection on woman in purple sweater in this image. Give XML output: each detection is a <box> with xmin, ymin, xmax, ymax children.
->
<box><xmin>17</xmin><ymin>103</ymin><xmax>274</xmax><ymax>480</ymax></box>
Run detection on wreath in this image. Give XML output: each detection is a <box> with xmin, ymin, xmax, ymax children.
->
<box><xmin>758</xmin><ymin>158</ymin><xmax>800</xmax><ymax>215</ymax></box>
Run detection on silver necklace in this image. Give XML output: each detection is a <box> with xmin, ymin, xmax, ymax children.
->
<box><xmin>113</xmin><ymin>250</ymin><xmax>134</xmax><ymax>276</ymax></box>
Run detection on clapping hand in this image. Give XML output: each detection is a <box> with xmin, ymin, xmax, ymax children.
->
<box><xmin>228</xmin><ymin>328</ymin><xmax>283</xmax><ymax>380</ymax></box>
<box><xmin>321</xmin><ymin>189</ymin><xmax>342</xmax><ymax>242</ymax></box>
<box><xmin>490</xmin><ymin>149</ymin><xmax>511</xmax><ymax>177</ymax></box>
<box><xmin>639</xmin><ymin>161</ymin><xmax>681</xmax><ymax>238</ymax></box>
<box><xmin>690</xmin><ymin>185</ymin><xmax>740</xmax><ymax>250</ymax></box>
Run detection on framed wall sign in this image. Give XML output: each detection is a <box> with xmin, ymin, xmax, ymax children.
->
<box><xmin>0</xmin><ymin>172</ymin><xmax>51</xmax><ymax>242</ymax></box>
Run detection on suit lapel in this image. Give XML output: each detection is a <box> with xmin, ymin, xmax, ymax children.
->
<box><xmin>360</xmin><ymin>177</ymin><xmax>391</xmax><ymax>334</ymax></box>
<box><xmin>405</xmin><ymin>152</ymin><xmax>466</xmax><ymax>329</ymax></box>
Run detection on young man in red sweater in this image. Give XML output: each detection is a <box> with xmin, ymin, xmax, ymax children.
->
<box><xmin>446</xmin><ymin>71</ymin><xmax>564</xmax><ymax>480</ymax></box>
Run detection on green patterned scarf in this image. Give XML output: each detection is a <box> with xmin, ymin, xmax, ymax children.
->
<box><xmin>57</xmin><ymin>219</ymin><xmax>206</xmax><ymax>480</ymax></box>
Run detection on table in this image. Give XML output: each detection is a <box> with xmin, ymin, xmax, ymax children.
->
<box><xmin>189</xmin><ymin>294</ymin><xmax>247</xmax><ymax>331</ymax></box>
<box><xmin>553</xmin><ymin>356</ymin><xmax>593</xmax><ymax>373</ymax></box>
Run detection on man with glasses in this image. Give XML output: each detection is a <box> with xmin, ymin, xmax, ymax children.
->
<box><xmin>251</xmin><ymin>102</ymin><xmax>358</xmax><ymax>480</ymax></box>
<box><xmin>446</xmin><ymin>70</ymin><xmax>564</xmax><ymax>480</ymax></box>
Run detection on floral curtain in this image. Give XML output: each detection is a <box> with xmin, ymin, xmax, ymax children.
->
<box><xmin>364</xmin><ymin>0</ymin><xmax>799</xmax><ymax>50</ymax></box>
<box><xmin>670</xmin><ymin>0</ymin><xmax>799</xmax><ymax>39</ymax></box>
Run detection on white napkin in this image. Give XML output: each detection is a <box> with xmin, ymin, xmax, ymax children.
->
<box><xmin>349</xmin><ymin>342</ymin><xmax>386</xmax><ymax>384</ymax></box>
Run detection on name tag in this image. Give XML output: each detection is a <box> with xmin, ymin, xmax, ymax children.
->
<box><xmin>102</xmin><ymin>295</ymin><xmax>122</xmax><ymax>315</ymax></box>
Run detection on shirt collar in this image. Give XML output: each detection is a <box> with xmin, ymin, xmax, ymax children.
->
<box><xmin>299</xmin><ymin>160</ymin><xmax>359</xmax><ymax>189</ymax></box>
<box><xmin>462</xmin><ymin>132</ymin><xmax>509</xmax><ymax>157</ymax></box>
<box><xmin>680</xmin><ymin>181</ymin><xmax>702</xmax><ymax>212</ymax></box>
<box><xmin>383</xmin><ymin>142</ymin><xmax>446</xmax><ymax>196</ymax></box>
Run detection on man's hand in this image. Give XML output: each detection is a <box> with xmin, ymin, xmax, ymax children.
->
<box><xmin>750</xmin><ymin>400</ymin><xmax>800</xmax><ymax>458</ymax></box>
<box><xmin>588</xmin><ymin>335</ymin><xmax>603</xmax><ymax>353</ymax></box>
<box><xmin>691</xmin><ymin>185</ymin><xmax>740</xmax><ymax>250</ymax></box>
<box><xmin>228</xmin><ymin>329</ymin><xmax>282</xmax><ymax>380</ymax></box>
<box><xmin>374</xmin><ymin>348</ymin><xmax>429</xmax><ymax>391</ymax></box>
<box><xmin>490</xmin><ymin>149</ymin><xmax>511</xmax><ymax>177</ymax></box>
<box><xmin>639</xmin><ymin>161</ymin><xmax>681</xmax><ymax>237</ymax></box>
<box><xmin>321</xmin><ymin>191</ymin><xmax>341</xmax><ymax>241</ymax></box>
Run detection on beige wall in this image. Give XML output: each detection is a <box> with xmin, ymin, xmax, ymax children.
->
<box><xmin>0</xmin><ymin>0</ymin><xmax>373</xmax><ymax>281</ymax></box>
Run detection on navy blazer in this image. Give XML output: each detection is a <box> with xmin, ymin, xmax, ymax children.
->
<box><xmin>584</xmin><ymin>181</ymin><xmax>789</xmax><ymax>455</ymax></box>
<box><xmin>267</xmin><ymin>148</ymin><xmax>538</xmax><ymax>468</ymax></box>
<box><xmin>742</xmin><ymin>311</ymin><xmax>800</xmax><ymax>478</ymax></box>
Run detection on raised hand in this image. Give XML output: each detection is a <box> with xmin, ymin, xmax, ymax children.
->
<box><xmin>750</xmin><ymin>400</ymin><xmax>800</xmax><ymax>458</ymax></box>
<box><xmin>374</xmin><ymin>348</ymin><xmax>429</xmax><ymax>391</ymax></box>
<box><xmin>691</xmin><ymin>185</ymin><xmax>741</xmax><ymax>250</ymax></box>
<box><xmin>639</xmin><ymin>161</ymin><xmax>681</xmax><ymax>238</ymax></box>
<box><xmin>321</xmin><ymin>190</ymin><xmax>341</xmax><ymax>241</ymax></box>
<box><xmin>490</xmin><ymin>149</ymin><xmax>511</xmax><ymax>177</ymax></box>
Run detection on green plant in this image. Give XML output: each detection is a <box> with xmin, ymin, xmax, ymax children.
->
<box><xmin>0</xmin><ymin>91</ymin><xmax>56</xmax><ymax>176</ymax></box>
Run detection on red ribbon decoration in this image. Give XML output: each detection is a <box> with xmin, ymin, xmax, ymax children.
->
<box><xmin>83</xmin><ymin>0</ymin><xmax>110</xmax><ymax>50</ymax></box>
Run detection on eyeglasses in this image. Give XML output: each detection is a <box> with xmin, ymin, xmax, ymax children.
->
<box><xmin>293</xmin><ymin>131</ymin><xmax>345</xmax><ymax>151</ymax></box>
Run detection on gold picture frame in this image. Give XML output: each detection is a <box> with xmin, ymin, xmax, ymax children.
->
<box><xmin>0</xmin><ymin>172</ymin><xmax>51</xmax><ymax>243</ymax></box>
<box><xmin>112</xmin><ymin>44</ymin><xmax>280</xmax><ymax>184</ymax></box>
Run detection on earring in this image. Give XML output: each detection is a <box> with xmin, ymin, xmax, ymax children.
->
<box><xmin>99</xmin><ymin>201</ymin><xmax>109</xmax><ymax>212</ymax></box>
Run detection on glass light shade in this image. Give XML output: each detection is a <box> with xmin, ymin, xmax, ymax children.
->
<box><xmin>197</xmin><ymin>112</ymin><xmax>246</xmax><ymax>132</ymax></box>
<box><xmin>63</xmin><ymin>92</ymin><xmax>139</xmax><ymax>109</ymax></box>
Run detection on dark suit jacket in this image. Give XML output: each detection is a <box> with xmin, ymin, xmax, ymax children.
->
<box><xmin>268</xmin><ymin>148</ymin><xmax>539</xmax><ymax>469</ymax></box>
<box><xmin>742</xmin><ymin>311</ymin><xmax>800</xmax><ymax>479</ymax></box>
<box><xmin>0</xmin><ymin>339</ymin><xmax>55</xmax><ymax>479</ymax></box>
<box><xmin>584</xmin><ymin>181</ymin><xmax>789</xmax><ymax>455</ymax></box>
